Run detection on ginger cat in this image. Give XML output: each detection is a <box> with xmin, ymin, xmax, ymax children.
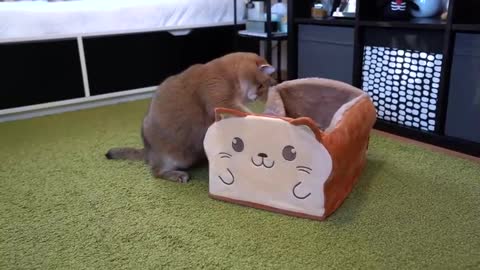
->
<box><xmin>106</xmin><ymin>52</ymin><xmax>276</xmax><ymax>183</ymax></box>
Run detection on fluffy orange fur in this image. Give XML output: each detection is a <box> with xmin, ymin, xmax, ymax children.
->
<box><xmin>106</xmin><ymin>52</ymin><xmax>276</xmax><ymax>183</ymax></box>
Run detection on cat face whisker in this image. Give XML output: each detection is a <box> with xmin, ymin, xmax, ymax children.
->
<box><xmin>296</xmin><ymin>166</ymin><xmax>312</xmax><ymax>174</ymax></box>
<box><xmin>219</xmin><ymin>152</ymin><xmax>232</xmax><ymax>159</ymax></box>
<box><xmin>297</xmin><ymin>169</ymin><xmax>311</xmax><ymax>174</ymax></box>
<box><xmin>296</xmin><ymin>165</ymin><xmax>312</xmax><ymax>171</ymax></box>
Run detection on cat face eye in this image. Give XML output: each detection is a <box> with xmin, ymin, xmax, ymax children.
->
<box><xmin>282</xmin><ymin>145</ymin><xmax>296</xmax><ymax>161</ymax></box>
<box><xmin>232</xmin><ymin>137</ymin><xmax>244</xmax><ymax>152</ymax></box>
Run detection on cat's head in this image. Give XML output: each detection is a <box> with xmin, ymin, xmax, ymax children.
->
<box><xmin>236</xmin><ymin>53</ymin><xmax>277</xmax><ymax>103</ymax></box>
<box><xmin>204</xmin><ymin>108</ymin><xmax>333</xmax><ymax>218</ymax></box>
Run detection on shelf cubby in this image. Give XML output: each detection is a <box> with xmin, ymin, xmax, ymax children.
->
<box><xmin>358</xmin><ymin>0</ymin><xmax>446</xmax><ymax>22</ymax></box>
<box><xmin>452</xmin><ymin>0</ymin><xmax>480</xmax><ymax>24</ymax></box>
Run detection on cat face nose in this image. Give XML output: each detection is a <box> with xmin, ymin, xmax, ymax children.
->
<box><xmin>258</xmin><ymin>153</ymin><xmax>268</xmax><ymax>158</ymax></box>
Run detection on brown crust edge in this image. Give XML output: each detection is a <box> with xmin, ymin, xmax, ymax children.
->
<box><xmin>214</xmin><ymin>107</ymin><xmax>326</xmax><ymax>142</ymax></box>
<box><xmin>209</xmin><ymin>193</ymin><xmax>327</xmax><ymax>221</ymax></box>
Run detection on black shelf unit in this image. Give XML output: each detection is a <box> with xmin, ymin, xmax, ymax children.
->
<box><xmin>236</xmin><ymin>0</ymin><xmax>288</xmax><ymax>81</ymax></box>
<box><xmin>288</xmin><ymin>0</ymin><xmax>480</xmax><ymax>157</ymax></box>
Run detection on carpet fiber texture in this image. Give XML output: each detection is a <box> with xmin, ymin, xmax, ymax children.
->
<box><xmin>1</xmin><ymin>100</ymin><xmax>479</xmax><ymax>269</ymax></box>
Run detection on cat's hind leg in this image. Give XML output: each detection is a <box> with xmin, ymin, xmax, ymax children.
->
<box><xmin>149</xmin><ymin>154</ymin><xmax>190</xmax><ymax>183</ymax></box>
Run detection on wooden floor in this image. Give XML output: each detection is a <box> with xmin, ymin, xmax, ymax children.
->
<box><xmin>373</xmin><ymin>129</ymin><xmax>480</xmax><ymax>164</ymax></box>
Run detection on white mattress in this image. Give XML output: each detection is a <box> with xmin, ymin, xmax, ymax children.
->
<box><xmin>0</xmin><ymin>0</ymin><xmax>245</xmax><ymax>42</ymax></box>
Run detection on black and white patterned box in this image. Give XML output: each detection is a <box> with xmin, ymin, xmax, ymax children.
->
<box><xmin>362</xmin><ymin>46</ymin><xmax>443</xmax><ymax>132</ymax></box>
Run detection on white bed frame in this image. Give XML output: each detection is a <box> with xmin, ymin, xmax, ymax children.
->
<box><xmin>0</xmin><ymin>1</ymin><xmax>245</xmax><ymax>123</ymax></box>
<box><xmin>0</xmin><ymin>23</ymin><xmax>237</xmax><ymax>123</ymax></box>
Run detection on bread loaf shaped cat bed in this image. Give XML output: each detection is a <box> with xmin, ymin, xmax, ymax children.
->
<box><xmin>204</xmin><ymin>78</ymin><xmax>377</xmax><ymax>220</ymax></box>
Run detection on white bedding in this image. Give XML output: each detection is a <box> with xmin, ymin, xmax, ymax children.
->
<box><xmin>0</xmin><ymin>0</ymin><xmax>245</xmax><ymax>42</ymax></box>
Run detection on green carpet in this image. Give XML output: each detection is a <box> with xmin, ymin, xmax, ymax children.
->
<box><xmin>1</xmin><ymin>100</ymin><xmax>479</xmax><ymax>270</ymax></box>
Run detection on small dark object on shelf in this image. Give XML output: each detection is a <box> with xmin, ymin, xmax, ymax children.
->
<box><xmin>378</xmin><ymin>0</ymin><xmax>419</xmax><ymax>20</ymax></box>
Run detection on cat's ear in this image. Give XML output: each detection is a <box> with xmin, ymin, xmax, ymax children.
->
<box><xmin>215</xmin><ymin>108</ymin><xmax>249</xmax><ymax>122</ymax></box>
<box><xmin>258</xmin><ymin>64</ymin><xmax>275</xmax><ymax>75</ymax></box>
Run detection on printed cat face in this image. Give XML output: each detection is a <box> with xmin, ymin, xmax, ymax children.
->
<box><xmin>204</xmin><ymin>114</ymin><xmax>333</xmax><ymax>217</ymax></box>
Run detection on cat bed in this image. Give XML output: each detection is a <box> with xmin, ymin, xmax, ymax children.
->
<box><xmin>203</xmin><ymin>78</ymin><xmax>377</xmax><ymax>220</ymax></box>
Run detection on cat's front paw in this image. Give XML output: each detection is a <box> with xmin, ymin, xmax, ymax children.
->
<box><xmin>175</xmin><ymin>172</ymin><xmax>190</xmax><ymax>184</ymax></box>
<box><xmin>218</xmin><ymin>168</ymin><xmax>235</xmax><ymax>185</ymax></box>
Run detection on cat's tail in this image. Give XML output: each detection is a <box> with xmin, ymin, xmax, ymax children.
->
<box><xmin>105</xmin><ymin>147</ymin><xmax>145</xmax><ymax>161</ymax></box>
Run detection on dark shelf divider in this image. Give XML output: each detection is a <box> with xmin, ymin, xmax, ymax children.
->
<box><xmin>435</xmin><ymin>1</ymin><xmax>456</xmax><ymax>135</ymax></box>
<box><xmin>452</xmin><ymin>24</ymin><xmax>480</xmax><ymax>33</ymax></box>
<box><xmin>352</xmin><ymin>0</ymin><xmax>363</xmax><ymax>88</ymax></box>
<box><xmin>287</xmin><ymin>0</ymin><xmax>298</xmax><ymax>80</ymax></box>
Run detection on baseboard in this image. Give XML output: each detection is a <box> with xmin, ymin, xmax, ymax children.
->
<box><xmin>0</xmin><ymin>89</ymin><xmax>155</xmax><ymax>123</ymax></box>
<box><xmin>373</xmin><ymin>129</ymin><xmax>480</xmax><ymax>164</ymax></box>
